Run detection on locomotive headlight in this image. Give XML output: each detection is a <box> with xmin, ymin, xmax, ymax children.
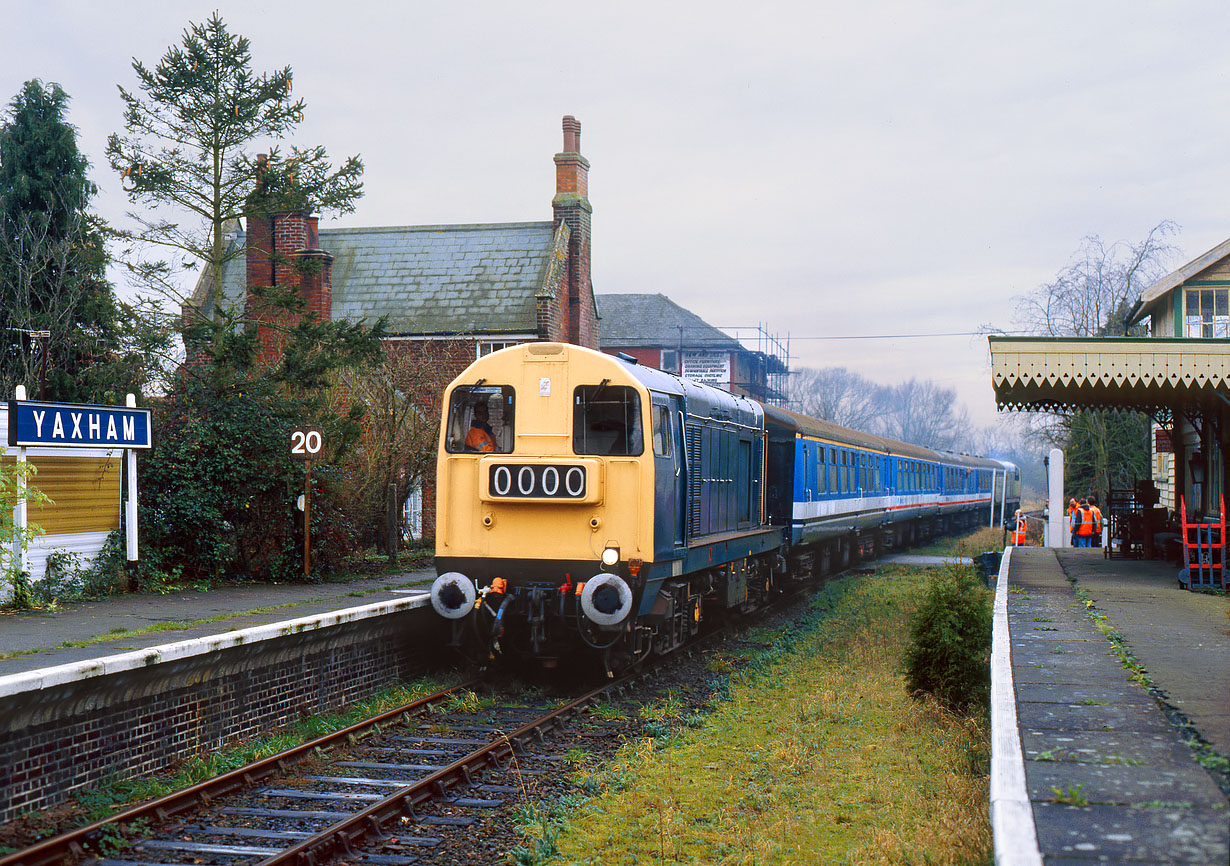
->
<box><xmin>601</xmin><ymin>546</ymin><xmax>620</xmax><ymax>567</ymax></box>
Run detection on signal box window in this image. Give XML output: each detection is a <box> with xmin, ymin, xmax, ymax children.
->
<box><xmin>574</xmin><ymin>384</ymin><xmax>643</xmax><ymax>456</ymax></box>
<box><xmin>445</xmin><ymin>386</ymin><xmax>514</xmax><ymax>453</ymax></box>
<box><xmin>1185</xmin><ymin>289</ymin><xmax>1230</xmax><ymax>338</ymax></box>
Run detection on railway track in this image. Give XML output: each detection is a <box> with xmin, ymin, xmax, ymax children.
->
<box><xmin>2</xmin><ymin>542</ymin><xmax>969</xmax><ymax>866</ymax></box>
<box><xmin>0</xmin><ymin>674</ymin><xmax>637</xmax><ymax>866</ymax></box>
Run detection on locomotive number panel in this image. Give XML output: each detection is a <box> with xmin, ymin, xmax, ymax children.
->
<box><xmin>479</xmin><ymin>458</ymin><xmax>602</xmax><ymax>503</ymax></box>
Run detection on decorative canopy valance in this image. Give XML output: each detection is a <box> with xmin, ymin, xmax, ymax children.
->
<box><xmin>989</xmin><ymin>336</ymin><xmax>1230</xmax><ymax>414</ymax></box>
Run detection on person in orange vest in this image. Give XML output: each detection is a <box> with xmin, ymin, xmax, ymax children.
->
<box><xmin>1011</xmin><ymin>510</ymin><xmax>1028</xmax><ymax>545</ymax></box>
<box><xmin>1067</xmin><ymin>498</ymin><xmax>1079</xmax><ymax>547</ymax></box>
<box><xmin>464</xmin><ymin>401</ymin><xmax>497</xmax><ymax>452</ymax></box>
<box><xmin>1087</xmin><ymin>494</ymin><xmax>1103</xmax><ymax>548</ymax></box>
<box><xmin>1072</xmin><ymin>497</ymin><xmax>1096</xmax><ymax>547</ymax></box>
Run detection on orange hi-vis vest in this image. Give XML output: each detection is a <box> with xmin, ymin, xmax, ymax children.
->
<box><xmin>1076</xmin><ymin>506</ymin><xmax>1095</xmax><ymax>536</ymax></box>
<box><xmin>1011</xmin><ymin>515</ymin><xmax>1027</xmax><ymax>545</ymax></box>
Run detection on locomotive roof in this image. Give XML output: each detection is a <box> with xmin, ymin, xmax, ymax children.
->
<box><xmin>612</xmin><ymin>352</ymin><xmax>763</xmax><ymax>427</ymax></box>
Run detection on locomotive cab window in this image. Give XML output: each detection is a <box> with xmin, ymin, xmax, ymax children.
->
<box><xmin>445</xmin><ymin>385</ymin><xmax>515</xmax><ymax>454</ymax></box>
<box><xmin>574</xmin><ymin>383</ymin><xmax>644</xmax><ymax>456</ymax></box>
<box><xmin>651</xmin><ymin>404</ymin><xmax>672</xmax><ymax>457</ymax></box>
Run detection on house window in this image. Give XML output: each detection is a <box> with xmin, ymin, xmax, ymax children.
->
<box><xmin>401</xmin><ymin>485</ymin><xmax>423</xmax><ymax>541</ymax></box>
<box><xmin>1184</xmin><ymin>289</ymin><xmax>1230</xmax><ymax>338</ymax></box>
<box><xmin>659</xmin><ymin>349</ymin><xmax>680</xmax><ymax>373</ymax></box>
<box><xmin>478</xmin><ymin>340</ymin><xmax>520</xmax><ymax>358</ymax></box>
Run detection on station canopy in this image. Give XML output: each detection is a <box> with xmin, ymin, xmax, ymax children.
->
<box><xmin>989</xmin><ymin>336</ymin><xmax>1230</xmax><ymax>415</ymax></box>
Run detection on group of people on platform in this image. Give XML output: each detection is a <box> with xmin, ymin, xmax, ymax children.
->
<box><xmin>1068</xmin><ymin>495</ymin><xmax>1103</xmax><ymax>547</ymax></box>
<box><xmin>1009</xmin><ymin>494</ymin><xmax>1104</xmax><ymax>547</ymax></box>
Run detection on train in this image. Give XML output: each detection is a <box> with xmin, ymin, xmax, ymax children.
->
<box><xmin>429</xmin><ymin>342</ymin><xmax>1020</xmax><ymax>671</ymax></box>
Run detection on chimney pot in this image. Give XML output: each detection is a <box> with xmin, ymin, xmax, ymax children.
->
<box><xmin>562</xmin><ymin>115</ymin><xmax>581</xmax><ymax>154</ymax></box>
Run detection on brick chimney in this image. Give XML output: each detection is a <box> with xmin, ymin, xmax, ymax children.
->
<box><xmin>552</xmin><ymin>116</ymin><xmax>597</xmax><ymax>348</ymax></box>
<box><xmin>245</xmin><ymin>157</ymin><xmax>333</xmax><ymax>365</ymax></box>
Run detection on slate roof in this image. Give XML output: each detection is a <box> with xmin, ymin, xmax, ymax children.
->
<box><xmin>595</xmin><ymin>293</ymin><xmax>743</xmax><ymax>351</ymax></box>
<box><xmin>192</xmin><ymin>220</ymin><xmax>563</xmax><ymax>335</ymax></box>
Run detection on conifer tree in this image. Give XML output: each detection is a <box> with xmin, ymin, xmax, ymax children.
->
<box><xmin>106</xmin><ymin>13</ymin><xmax>363</xmax><ymax>318</ymax></box>
<box><xmin>108</xmin><ymin>16</ymin><xmax>384</xmax><ymax>583</ymax></box>
<box><xmin>0</xmin><ymin>80</ymin><xmax>124</xmax><ymax>401</ymax></box>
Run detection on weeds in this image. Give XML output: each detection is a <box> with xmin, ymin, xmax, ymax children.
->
<box><xmin>1050</xmin><ymin>783</ymin><xmax>1089</xmax><ymax>806</ymax></box>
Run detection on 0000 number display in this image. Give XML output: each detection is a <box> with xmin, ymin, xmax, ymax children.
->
<box><xmin>488</xmin><ymin>463</ymin><xmax>587</xmax><ymax>499</ymax></box>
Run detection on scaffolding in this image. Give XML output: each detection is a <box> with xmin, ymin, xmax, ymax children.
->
<box><xmin>719</xmin><ymin>324</ymin><xmax>791</xmax><ymax>407</ymax></box>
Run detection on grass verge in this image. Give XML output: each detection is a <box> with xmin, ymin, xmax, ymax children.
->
<box><xmin>522</xmin><ymin>560</ymin><xmax>993</xmax><ymax>865</ymax></box>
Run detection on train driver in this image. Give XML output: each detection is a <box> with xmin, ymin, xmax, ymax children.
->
<box><xmin>465</xmin><ymin>401</ymin><xmax>497</xmax><ymax>452</ymax></box>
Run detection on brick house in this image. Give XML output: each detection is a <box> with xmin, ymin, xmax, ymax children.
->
<box><xmin>185</xmin><ymin>116</ymin><xmax>600</xmax><ymax>538</ymax></box>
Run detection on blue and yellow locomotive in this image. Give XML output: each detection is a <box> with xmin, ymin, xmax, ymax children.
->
<box><xmin>430</xmin><ymin>343</ymin><xmax>1018</xmax><ymax>669</ymax></box>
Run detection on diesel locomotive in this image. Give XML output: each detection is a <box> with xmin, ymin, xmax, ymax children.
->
<box><xmin>430</xmin><ymin>342</ymin><xmax>1019</xmax><ymax>670</ymax></box>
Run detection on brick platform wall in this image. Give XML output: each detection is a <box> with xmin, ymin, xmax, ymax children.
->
<box><xmin>0</xmin><ymin>610</ymin><xmax>447</xmax><ymax>824</ymax></box>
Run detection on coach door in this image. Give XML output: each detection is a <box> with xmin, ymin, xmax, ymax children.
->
<box><xmin>651</xmin><ymin>393</ymin><xmax>686</xmax><ymax>553</ymax></box>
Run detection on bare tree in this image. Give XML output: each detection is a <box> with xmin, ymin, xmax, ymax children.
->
<box><xmin>793</xmin><ymin>366</ymin><xmax>883</xmax><ymax>430</ymax></box>
<box><xmin>1011</xmin><ymin>220</ymin><xmax>1179</xmax><ymax>500</ymax></box>
<box><xmin>794</xmin><ymin>365</ymin><xmax>979</xmax><ymax>453</ymax></box>
<box><xmin>877</xmin><ymin>378</ymin><xmax>968</xmax><ymax>451</ymax></box>
<box><xmin>329</xmin><ymin>339</ymin><xmax>468</xmax><ymax>553</ymax></box>
<box><xmin>1014</xmin><ymin>220</ymin><xmax>1178</xmax><ymax>338</ymax></box>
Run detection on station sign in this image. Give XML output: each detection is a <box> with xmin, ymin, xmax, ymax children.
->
<box><xmin>7</xmin><ymin>400</ymin><xmax>152</xmax><ymax>449</ymax></box>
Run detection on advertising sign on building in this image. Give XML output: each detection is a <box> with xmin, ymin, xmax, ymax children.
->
<box><xmin>682</xmin><ymin>351</ymin><xmax>731</xmax><ymax>388</ymax></box>
<box><xmin>1155</xmin><ymin>428</ymin><xmax>1174</xmax><ymax>453</ymax></box>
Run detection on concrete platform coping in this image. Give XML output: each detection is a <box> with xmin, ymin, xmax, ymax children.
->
<box><xmin>0</xmin><ymin>592</ymin><xmax>430</xmax><ymax>700</ymax></box>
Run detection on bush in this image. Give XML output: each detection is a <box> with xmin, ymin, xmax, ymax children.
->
<box><xmin>28</xmin><ymin>531</ymin><xmax>185</xmax><ymax>605</ymax></box>
<box><xmin>904</xmin><ymin>566</ymin><xmax>992</xmax><ymax>714</ymax></box>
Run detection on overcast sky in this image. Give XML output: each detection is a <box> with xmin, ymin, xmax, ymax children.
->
<box><xmin>6</xmin><ymin>1</ymin><xmax>1230</xmax><ymax>426</ymax></box>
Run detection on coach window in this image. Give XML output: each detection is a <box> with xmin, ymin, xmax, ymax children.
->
<box><xmin>574</xmin><ymin>384</ymin><xmax>644</xmax><ymax>456</ymax></box>
<box><xmin>445</xmin><ymin>385</ymin><xmax>515</xmax><ymax>454</ymax></box>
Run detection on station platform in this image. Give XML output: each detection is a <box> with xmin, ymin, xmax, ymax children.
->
<box><xmin>994</xmin><ymin>546</ymin><xmax>1229</xmax><ymax>864</ymax></box>
<box><xmin>0</xmin><ymin>569</ymin><xmax>435</xmax><ymax>692</ymax></box>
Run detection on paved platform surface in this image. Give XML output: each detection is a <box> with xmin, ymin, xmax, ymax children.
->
<box><xmin>0</xmin><ymin>569</ymin><xmax>435</xmax><ymax>678</ymax></box>
<box><xmin>1007</xmin><ymin>547</ymin><xmax>1228</xmax><ymax>864</ymax></box>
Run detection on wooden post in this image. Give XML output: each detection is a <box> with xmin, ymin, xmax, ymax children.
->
<box><xmin>387</xmin><ymin>482</ymin><xmax>398</xmax><ymax>567</ymax></box>
<box><xmin>304</xmin><ymin>460</ymin><xmax>312</xmax><ymax>577</ymax></box>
